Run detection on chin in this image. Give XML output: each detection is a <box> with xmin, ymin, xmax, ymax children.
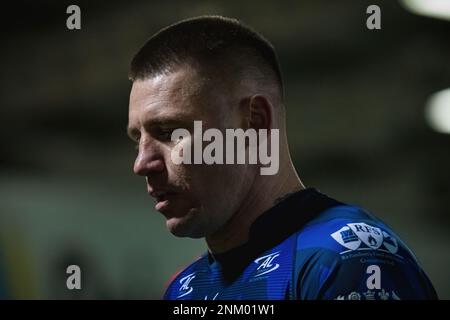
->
<box><xmin>166</xmin><ymin>219</ymin><xmax>205</xmax><ymax>238</ymax></box>
<box><xmin>165</xmin><ymin>209</ymin><xmax>206</xmax><ymax>238</ymax></box>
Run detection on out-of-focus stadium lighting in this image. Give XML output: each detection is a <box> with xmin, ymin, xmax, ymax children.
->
<box><xmin>425</xmin><ymin>89</ymin><xmax>450</xmax><ymax>134</ymax></box>
<box><xmin>400</xmin><ymin>0</ymin><xmax>450</xmax><ymax>21</ymax></box>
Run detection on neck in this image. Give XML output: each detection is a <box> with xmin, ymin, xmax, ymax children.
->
<box><xmin>206</xmin><ymin>159</ymin><xmax>304</xmax><ymax>254</ymax></box>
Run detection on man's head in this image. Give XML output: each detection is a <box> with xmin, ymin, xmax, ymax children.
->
<box><xmin>127</xmin><ymin>16</ymin><xmax>287</xmax><ymax>238</ymax></box>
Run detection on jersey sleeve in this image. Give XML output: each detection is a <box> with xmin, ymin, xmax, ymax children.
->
<box><xmin>294</xmin><ymin>212</ymin><xmax>438</xmax><ymax>300</ymax></box>
<box><xmin>296</xmin><ymin>247</ymin><xmax>438</xmax><ymax>300</ymax></box>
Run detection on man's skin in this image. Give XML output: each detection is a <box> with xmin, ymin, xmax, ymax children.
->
<box><xmin>128</xmin><ymin>62</ymin><xmax>305</xmax><ymax>254</ymax></box>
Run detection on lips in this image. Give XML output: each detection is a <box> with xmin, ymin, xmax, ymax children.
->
<box><xmin>149</xmin><ymin>190</ymin><xmax>177</xmax><ymax>211</ymax></box>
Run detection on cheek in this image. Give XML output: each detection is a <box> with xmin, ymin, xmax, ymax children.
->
<box><xmin>195</xmin><ymin>164</ymin><xmax>245</xmax><ymax>199</ymax></box>
<box><xmin>165</xmin><ymin>161</ymin><xmax>190</xmax><ymax>190</ymax></box>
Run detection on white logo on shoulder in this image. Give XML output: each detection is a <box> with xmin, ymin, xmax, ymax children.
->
<box><xmin>177</xmin><ymin>272</ymin><xmax>196</xmax><ymax>298</ymax></box>
<box><xmin>381</xmin><ymin>230</ymin><xmax>398</xmax><ymax>254</ymax></box>
<box><xmin>331</xmin><ymin>226</ymin><xmax>362</xmax><ymax>250</ymax></box>
<box><xmin>254</xmin><ymin>251</ymin><xmax>281</xmax><ymax>277</ymax></box>
<box><xmin>348</xmin><ymin>223</ymin><xmax>383</xmax><ymax>249</ymax></box>
<box><xmin>330</xmin><ymin>222</ymin><xmax>399</xmax><ymax>254</ymax></box>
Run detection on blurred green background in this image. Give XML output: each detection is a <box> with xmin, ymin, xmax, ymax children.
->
<box><xmin>0</xmin><ymin>0</ymin><xmax>449</xmax><ymax>299</ymax></box>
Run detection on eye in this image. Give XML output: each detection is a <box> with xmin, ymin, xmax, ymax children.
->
<box><xmin>161</xmin><ymin>130</ymin><xmax>173</xmax><ymax>140</ymax></box>
<box><xmin>156</xmin><ymin>128</ymin><xmax>176</xmax><ymax>142</ymax></box>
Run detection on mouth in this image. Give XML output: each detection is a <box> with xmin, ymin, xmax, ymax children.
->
<box><xmin>149</xmin><ymin>190</ymin><xmax>177</xmax><ymax>211</ymax></box>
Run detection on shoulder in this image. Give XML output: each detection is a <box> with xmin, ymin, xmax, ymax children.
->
<box><xmin>296</xmin><ymin>204</ymin><xmax>394</xmax><ymax>253</ymax></box>
<box><xmin>292</xmin><ymin>204</ymin><xmax>437</xmax><ymax>300</ymax></box>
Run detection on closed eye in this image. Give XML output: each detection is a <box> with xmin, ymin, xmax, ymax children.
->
<box><xmin>154</xmin><ymin>127</ymin><xmax>177</xmax><ymax>142</ymax></box>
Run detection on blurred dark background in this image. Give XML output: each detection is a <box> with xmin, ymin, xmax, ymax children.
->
<box><xmin>0</xmin><ymin>0</ymin><xmax>449</xmax><ymax>299</ymax></box>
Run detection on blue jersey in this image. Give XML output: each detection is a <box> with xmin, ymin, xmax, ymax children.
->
<box><xmin>164</xmin><ymin>188</ymin><xmax>437</xmax><ymax>300</ymax></box>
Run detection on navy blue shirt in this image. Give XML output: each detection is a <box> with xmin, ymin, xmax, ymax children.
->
<box><xmin>164</xmin><ymin>188</ymin><xmax>438</xmax><ymax>300</ymax></box>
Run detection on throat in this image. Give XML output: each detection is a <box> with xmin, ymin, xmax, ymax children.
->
<box><xmin>206</xmin><ymin>166</ymin><xmax>305</xmax><ymax>254</ymax></box>
<box><xmin>206</xmin><ymin>208</ymin><xmax>252</xmax><ymax>254</ymax></box>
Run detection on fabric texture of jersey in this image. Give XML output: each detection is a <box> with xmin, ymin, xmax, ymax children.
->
<box><xmin>164</xmin><ymin>188</ymin><xmax>438</xmax><ymax>300</ymax></box>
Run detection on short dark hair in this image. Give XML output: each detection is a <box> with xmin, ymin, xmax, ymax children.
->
<box><xmin>129</xmin><ymin>15</ymin><xmax>283</xmax><ymax>94</ymax></box>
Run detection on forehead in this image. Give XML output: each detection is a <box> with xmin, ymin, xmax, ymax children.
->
<box><xmin>129</xmin><ymin>67</ymin><xmax>208</xmax><ymax>120</ymax></box>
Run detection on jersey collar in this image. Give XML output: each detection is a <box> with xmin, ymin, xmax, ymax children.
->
<box><xmin>208</xmin><ymin>188</ymin><xmax>343</xmax><ymax>281</ymax></box>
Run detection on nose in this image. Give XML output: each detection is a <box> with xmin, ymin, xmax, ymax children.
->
<box><xmin>133</xmin><ymin>137</ymin><xmax>165</xmax><ymax>176</ymax></box>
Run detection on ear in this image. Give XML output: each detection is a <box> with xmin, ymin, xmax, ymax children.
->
<box><xmin>243</xmin><ymin>95</ymin><xmax>274</xmax><ymax>131</ymax></box>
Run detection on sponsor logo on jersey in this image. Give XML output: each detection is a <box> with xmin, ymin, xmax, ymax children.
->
<box><xmin>331</xmin><ymin>222</ymin><xmax>399</xmax><ymax>254</ymax></box>
<box><xmin>363</xmin><ymin>289</ymin><xmax>376</xmax><ymax>300</ymax></box>
<box><xmin>348</xmin><ymin>291</ymin><xmax>362</xmax><ymax>300</ymax></box>
<box><xmin>381</xmin><ymin>231</ymin><xmax>398</xmax><ymax>254</ymax></box>
<box><xmin>331</xmin><ymin>226</ymin><xmax>361</xmax><ymax>250</ymax></box>
<box><xmin>378</xmin><ymin>289</ymin><xmax>390</xmax><ymax>300</ymax></box>
<box><xmin>334</xmin><ymin>289</ymin><xmax>401</xmax><ymax>300</ymax></box>
<box><xmin>253</xmin><ymin>251</ymin><xmax>281</xmax><ymax>277</ymax></box>
<box><xmin>348</xmin><ymin>223</ymin><xmax>383</xmax><ymax>249</ymax></box>
<box><xmin>391</xmin><ymin>290</ymin><xmax>401</xmax><ymax>300</ymax></box>
<box><xmin>177</xmin><ymin>272</ymin><xmax>196</xmax><ymax>298</ymax></box>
